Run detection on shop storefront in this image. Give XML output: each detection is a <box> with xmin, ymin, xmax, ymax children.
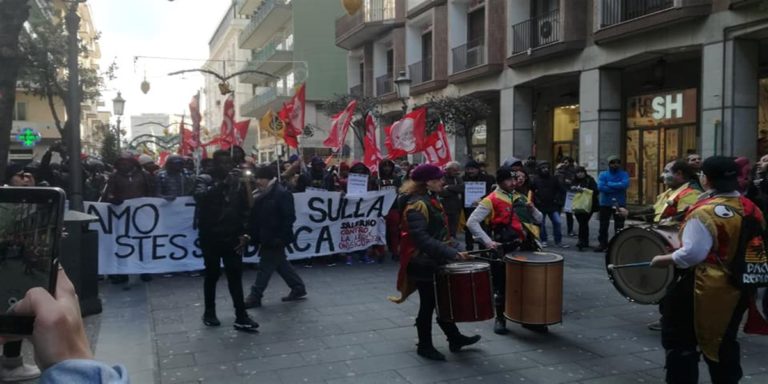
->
<box><xmin>625</xmin><ymin>89</ymin><xmax>698</xmax><ymax>205</ymax></box>
<box><xmin>552</xmin><ymin>105</ymin><xmax>579</xmax><ymax>164</ymax></box>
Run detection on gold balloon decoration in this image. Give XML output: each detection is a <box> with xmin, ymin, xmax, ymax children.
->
<box><xmin>341</xmin><ymin>0</ymin><xmax>362</xmax><ymax>15</ymax></box>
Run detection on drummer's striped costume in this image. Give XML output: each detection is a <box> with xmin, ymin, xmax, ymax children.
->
<box><xmin>652</xmin><ymin>182</ymin><xmax>700</xmax><ymax>223</ymax></box>
<box><xmin>662</xmin><ymin>193</ymin><xmax>762</xmax><ymax>383</ymax></box>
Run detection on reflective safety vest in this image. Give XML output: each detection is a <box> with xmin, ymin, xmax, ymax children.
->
<box><xmin>653</xmin><ymin>182</ymin><xmax>699</xmax><ymax>222</ymax></box>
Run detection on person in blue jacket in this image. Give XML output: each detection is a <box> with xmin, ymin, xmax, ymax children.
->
<box><xmin>595</xmin><ymin>155</ymin><xmax>629</xmax><ymax>252</ymax></box>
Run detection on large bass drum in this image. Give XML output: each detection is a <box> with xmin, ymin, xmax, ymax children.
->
<box><xmin>605</xmin><ymin>225</ymin><xmax>679</xmax><ymax>304</ymax></box>
<box><xmin>434</xmin><ymin>262</ymin><xmax>494</xmax><ymax>323</ymax></box>
<box><xmin>504</xmin><ymin>252</ymin><xmax>564</xmax><ymax>326</ymax></box>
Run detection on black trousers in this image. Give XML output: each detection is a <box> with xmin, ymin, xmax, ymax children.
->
<box><xmin>415</xmin><ymin>281</ymin><xmax>460</xmax><ymax>347</ymax></box>
<box><xmin>565</xmin><ymin>212</ymin><xmax>574</xmax><ymax>234</ymax></box>
<box><xmin>200</xmin><ymin>236</ymin><xmax>246</xmax><ymax>317</ymax></box>
<box><xmin>660</xmin><ymin>273</ymin><xmax>748</xmax><ymax>384</ymax></box>
<box><xmin>464</xmin><ymin>208</ymin><xmax>476</xmax><ymax>251</ymax></box>
<box><xmin>575</xmin><ymin>212</ymin><xmax>593</xmax><ymax>247</ymax></box>
<box><xmin>490</xmin><ymin>255</ymin><xmax>506</xmax><ymax>319</ymax></box>
<box><xmin>598</xmin><ymin>206</ymin><xmax>625</xmax><ymax>246</ymax></box>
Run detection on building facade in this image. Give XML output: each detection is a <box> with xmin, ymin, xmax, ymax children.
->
<box><xmin>9</xmin><ymin>1</ymin><xmax>106</xmax><ymax>163</ymax></box>
<box><xmin>335</xmin><ymin>0</ymin><xmax>768</xmax><ymax>205</ymax></box>
<box><xmin>237</xmin><ymin>0</ymin><xmax>349</xmax><ymax>163</ymax></box>
<box><xmin>204</xmin><ymin>3</ymin><xmax>254</xmax><ymax>156</ymax></box>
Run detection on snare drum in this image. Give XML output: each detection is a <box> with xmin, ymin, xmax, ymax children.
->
<box><xmin>434</xmin><ymin>262</ymin><xmax>494</xmax><ymax>323</ymax></box>
<box><xmin>605</xmin><ymin>225</ymin><xmax>679</xmax><ymax>304</ymax></box>
<box><xmin>504</xmin><ymin>252</ymin><xmax>564</xmax><ymax>326</ymax></box>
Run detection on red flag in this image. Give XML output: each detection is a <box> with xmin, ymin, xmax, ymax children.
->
<box><xmin>363</xmin><ymin>114</ymin><xmax>382</xmax><ymax>173</ymax></box>
<box><xmin>278</xmin><ymin>84</ymin><xmax>305</xmax><ymax>148</ymax></box>
<box><xmin>158</xmin><ymin>151</ymin><xmax>170</xmax><ymax>168</ymax></box>
<box><xmin>385</xmin><ymin>108</ymin><xmax>427</xmax><ymax>159</ymax></box>
<box><xmin>219</xmin><ymin>95</ymin><xmax>235</xmax><ymax>149</ymax></box>
<box><xmin>422</xmin><ymin>121</ymin><xmax>452</xmax><ymax>166</ymax></box>
<box><xmin>323</xmin><ymin>100</ymin><xmax>357</xmax><ymax>152</ymax></box>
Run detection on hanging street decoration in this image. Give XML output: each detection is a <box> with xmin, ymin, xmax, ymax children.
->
<box><xmin>16</xmin><ymin>128</ymin><xmax>42</xmax><ymax>147</ymax></box>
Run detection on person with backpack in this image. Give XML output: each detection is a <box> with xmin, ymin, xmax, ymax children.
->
<box><xmin>650</xmin><ymin>156</ymin><xmax>765</xmax><ymax>384</ymax></box>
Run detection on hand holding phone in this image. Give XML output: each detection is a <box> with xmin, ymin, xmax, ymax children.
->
<box><xmin>0</xmin><ymin>269</ymin><xmax>93</xmax><ymax>370</ymax></box>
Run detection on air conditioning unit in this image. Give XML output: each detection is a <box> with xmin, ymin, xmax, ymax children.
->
<box><xmin>536</xmin><ymin>15</ymin><xmax>557</xmax><ymax>47</ymax></box>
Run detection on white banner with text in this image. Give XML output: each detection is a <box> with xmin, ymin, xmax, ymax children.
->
<box><xmin>85</xmin><ymin>191</ymin><xmax>396</xmax><ymax>274</ymax></box>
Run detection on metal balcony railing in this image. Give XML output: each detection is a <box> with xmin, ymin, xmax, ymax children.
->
<box><xmin>376</xmin><ymin>73</ymin><xmax>393</xmax><ymax>96</ymax></box>
<box><xmin>408</xmin><ymin>58</ymin><xmax>432</xmax><ymax>85</ymax></box>
<box><xmin>240</xmin><ymin>0</ymin><xmax>292</xmax><ymax>44</ymax></box>
<box><xmin>252</xmin><ymin>34</ymin><xmax>293</xmax><ymax>63</ymax></box>
<box><xmin>365</xmin><ymin>0</ymin><xmax>396</xmax><ymax>22</ymax></box>
<box><xmin>510</xmin><ymin>9</ymin><xmax>561</xmax><ymax>55</ymax></box>
<box><xmin>600</xmin><ymin>0</ymin><xmax>674</xmax><ymax>27</ymax></box>
<box><xmin>452</xmin><ymin>39</ymin><xmax>485</xmax><ymax>73</ymax></box>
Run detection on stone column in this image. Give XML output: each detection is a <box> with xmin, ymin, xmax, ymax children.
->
<box><xmin>701</xmin><ymin>39</ymin><xmax>759</xmax><ymax>159</ymax></box>
<box><xmin>579</xmin><ymin>69</ymin><xmax>621</xmax><ymax>176</ymax></box>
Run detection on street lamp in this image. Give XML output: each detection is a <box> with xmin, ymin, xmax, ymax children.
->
<box><xmin>112</xmin><ymin>92</ymin><xmax>125</xmax><ymax>153</ymax></box>
<box><xmin>394</xmin><ymin>70</ymin><xmax>411</xmax><ymax>114</ymax></box>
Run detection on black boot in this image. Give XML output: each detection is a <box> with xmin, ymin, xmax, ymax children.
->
<box><xmin>417</xmin><ymin>344</ymin><xmax>446</xmax><ymax>361</ymax></box>
<box><xmin>494</xmin><ymin>316</ymin><xmax>509</xmax><ymax>335</ymax></box>
<box><xmin>449</xmin><ymin>334</ymin><xmax>481</xmax><ymax>352</ymax></box>
<box><xmin>202</xmin><ymin>309</ymin><xmax>220</xmax><ymax>327</ymax></box>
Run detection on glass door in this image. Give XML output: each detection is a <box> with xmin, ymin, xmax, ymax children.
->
<box><xmin>642</xmin><ymin>129</ymin><xmax>661</xmax><ymax>205</ymax></box>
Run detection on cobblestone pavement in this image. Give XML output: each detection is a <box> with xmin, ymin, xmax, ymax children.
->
<box><xmin>14</xmin><ymin>224</ymin><xmax>768</xmax><ymax>384</ymax></box>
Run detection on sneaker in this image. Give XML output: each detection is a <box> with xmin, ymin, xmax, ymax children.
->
<box><xmin>345</xmin><ymin>259</ymin><xmax>353</xmax><ymax>266</ymax></box>
<box><xmin>361</xmin><ymin>256</ymin><xmax>375</xmax><ymax>264</ymax></box>
<box><xmin>0</xmin><ymin>362</ymin><xmax>41</xmax><ymax>382</ymax></box>
<box><xmin>202</xmin><ymin>312</ymin><xmax>221</xmax><ymax>327</ymax></box>
<box><xmin>234</xmin><ymin>315</ymin><xmax>260</xmax><ymax>333</ymax></box>
<box><xmin>594</xmin><ymin>245</ymin><xmax>607</xmax><ymax>252</ymax></box>
<box><xmin>568</xmin><ymin>232</ymin><xmax>576</xmax><ymax>237</ymax></box>
<box><xmin>244</xmin><ymin>294</ymin><xmax>262</xmax><ymax>309</ymax></box>
<box><xmin>281</xmin><ymin>290</ymin><xmax>307</xmax><ymax>302</ymax></box>
<box><xmin>540</xmin><ymin>241</ymin><xmax>549</xmax><ymax>248</ymax></box>
<box><xmin>556</xmin><ymin>243</ymin><xmax>570</xmax><ymax>248</ymax></box>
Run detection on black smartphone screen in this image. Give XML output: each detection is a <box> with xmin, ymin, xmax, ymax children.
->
<box><xmin>0</xmin><ymin>188</ymin><xmax>63</xmax><ymax>333</ymax></box>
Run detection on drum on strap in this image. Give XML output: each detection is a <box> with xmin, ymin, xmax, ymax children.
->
<box><xmin>605</xmin><ymin>225</ymin><xmax>679</xmax><ymax>304</ymax></box>
<box><xmin>434</xmin><ymin>262</ymin><xmax>494</xmax><ymax>323</ymax></box>
<box><xmin>504</xmin><ymin>252</ymin><xmax>564</xmax><ymax>326</ymax></box>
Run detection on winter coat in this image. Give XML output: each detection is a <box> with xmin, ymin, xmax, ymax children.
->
<box><xmin>597</xmin><ymin>169</ymin><xmax>630</xmax><ymax>207</ymax></box>
<box><xmin>531</xmin><ymin>173</ymin><xmax>565</xmax><ymax>213</ymax></box>
<box><xmin>248</xmin><ymin>181</ymin><xmax>296</xmax><ymax>249</ymax></box>
<box><xmin>193</xmin><ymin>172</ymin><xmax>249</xmax><ymax>241</ymax></box>
<box><xmin>572</xmin><ymin>175</ymin><xmax>599</xmax><ymax>214</ymax></box>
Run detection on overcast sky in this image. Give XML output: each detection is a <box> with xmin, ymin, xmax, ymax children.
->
<box><xmin>90</xmin><ymin>0</ymin><xmax>232</xmax><ymax>131</ymax></box>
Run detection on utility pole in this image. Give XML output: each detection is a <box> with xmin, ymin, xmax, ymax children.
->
<box><xmin>66</xmin><ymin>1</ymin><xmax>83</xmax><ymax>211</ymax></box>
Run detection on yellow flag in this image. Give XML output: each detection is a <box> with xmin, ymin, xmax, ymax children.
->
<box><xmin>260</xmin><ymin>109</ymin><xmax>284</xmax><ymax>138</ymax></box>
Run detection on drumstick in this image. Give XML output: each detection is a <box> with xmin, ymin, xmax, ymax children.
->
<box><xmin>607</xmin><ymin>262</ymin><xmax>652</xmax><ymax>271</ymax></box>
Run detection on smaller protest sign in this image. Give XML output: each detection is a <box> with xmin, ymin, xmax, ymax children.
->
<box><xmin>347</xmin><ymin>173</ymin><xmax>369</xmax><ymax>196</ymax></box>
<box><xmin>464</xmin><ymin>182</ymin><xmax>487</xmax><ymax>208</ymax></box>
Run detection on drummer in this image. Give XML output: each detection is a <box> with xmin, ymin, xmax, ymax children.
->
<box><xmin>467</xmin><ymin>166</ymin><xmax>545</xmax><ymax>334</ymax></box>
<box><xmin>650</xmin><ymin>156</ymin><xmax>758</xmax><ymax>383</ymax></box>
<box><xmin>399</xmin><ymin>164</ymin><xmax>481</xmax><ymax>361</ymax></box>
<box><xmin>618</xmin><ymin>160</ymin><xmax>701</xmax><ymax>224</ymax></box>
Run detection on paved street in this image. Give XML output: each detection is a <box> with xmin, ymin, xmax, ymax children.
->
<box><xmin>16</xmin><ymin>229</ymin><xmax>768</xmax><ymax>384</ymax></box>
<box><xmin>74</xmin><ymin>229</ymin><xmax>766</xmax><ymax>384</ymax></box>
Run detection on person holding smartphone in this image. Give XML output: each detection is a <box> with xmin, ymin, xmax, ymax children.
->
<box><xmin>1</xmin><ymin>269</ymin><xmax>128</xmax><ymax>383</ymax></box>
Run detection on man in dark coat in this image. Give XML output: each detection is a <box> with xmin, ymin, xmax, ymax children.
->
<box><xmin>194</xmin><ymin>149</ymin><xmax>259</xmax><ymax>332</ymax></box>
<box><xmin>531</xmin><ymin>161</ymin><xmax>567</xmax><ymax>248</ymax></box>
<box><xmin>244</xmin><ymin>164</ymin><xmax>307</xmax><ymax>308</ymax></box>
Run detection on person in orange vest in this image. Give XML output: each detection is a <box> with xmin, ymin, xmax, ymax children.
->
<box><xmin>650</xmin><ymin>156</ymin><xmax>761</xmax><ymax>383</ymax></box>
<box><xmin>617</xmin><ymin>160</ymin><xmax>701</xmax><ymax>224</ymax></box>
<box><xmin>467</xmin><ymin>166</ymin><xmax>544</xmax><ymax>335</ymax></box>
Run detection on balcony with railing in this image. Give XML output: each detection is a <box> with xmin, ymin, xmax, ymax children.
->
<box><xmin>507</xmin><ymin>5</ymin><xmax>586</xmax><ymax>68</ymax></box>
<box><xmin>409</xmin><ymin>59</ymin><xmax>432</xmax><ymax>85</ymax></box>
<box><xmin>350</xmin><ymin>84</ymin><xmax>364</xmax><ymax>96</ymax></box>
<box><xmin>250</xmin><ymin>34</ymin><xmax>294</xmax><ymax>73</ymax></box>
<box><xmin>241</xmin><ymin>84</ymin><xmax>294</xmax><ymax>117</ymax></box>
<box><xmin>452</xmin><ymin>39</ymin><xmax>486</xmax><ymax>74</ymax></box>
<box><xmin>239</xmin><ymin>0</ymin><xmax>292</xmax><ymax>50</ymax></box>
<box><xmin>336</xmin><ymin>0</ymin><xmax>403</xmax><ymax>50</ymax></box>
<box><xmin>595</xmin><ymin>0</ymin><xmax>712</xmax><ymax>44</ymax></box>
<box><xmin>376</xmin><ymin>73</ymin><xmax>393</xmax><ymax>96</ymax></box>
<box><xmin>406</xmin><ymin>0</ymin><xmax>444</xmax><ymax>18</ymax></box>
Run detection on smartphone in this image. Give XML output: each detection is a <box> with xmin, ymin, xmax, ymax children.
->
<box><xmin>0</xmin><ymin>187</ymin><xmax>65</xmax><ymax>335</ymax></box>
